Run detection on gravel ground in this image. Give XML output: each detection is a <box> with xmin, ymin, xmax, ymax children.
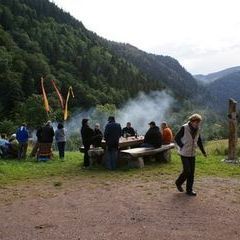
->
<box><xmin>0</xmin><ymin>176</ymin><xmax>239</xmax><ymax>240</ymax></box>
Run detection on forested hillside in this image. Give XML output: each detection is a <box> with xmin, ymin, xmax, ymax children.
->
<box><xmin>0</xmin><ymin>0</ymin><xmax>166</xmax><ymax>125</ymax></box>
<box><xmin>101</xmin><ymin>42</ymin><xmax>201</xmax><ymax>100</ymax></box>
<box><xmin>0</xmin><ymin>0</ymin><xmax>205</xmax><ymax>129</ymax></box>
<box><xmin>208</xmin><ymin>71</ymin><xmax>240</xmax><ymax>112</ymax></box>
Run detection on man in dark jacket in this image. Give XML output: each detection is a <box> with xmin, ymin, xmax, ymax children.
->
<box><xmin>81</xmin><ymin>119</ymin><xmax>94</xmax><ymax>167</ymax></box>
<box><xmin>16</xmin><ymin>123</ymin><xmax>29</xmax><ymax>159</ymax></box>
<box><xmin>41</xmin><ymin>121</ymin><xmax>54</xmax><ymax>143</ymax></box>
<box><xmin>104</xmin><ymin>116</ymin><xmax>121</xmax><ymax>170</ymax></box>
<box><xmin>122</xmin><ymin>122</ymin><xmax>135</xmax><ymax>137</ymax></box>
<box><xmin>143</xmin><ymin>121</ymin><xmax>162</xmax><ymax>148</ymax></box>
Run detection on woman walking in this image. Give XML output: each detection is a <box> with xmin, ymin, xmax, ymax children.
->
<box><xmin>175</xmin><ymin>114</ymin><xmax>207</xmax><ymax>196</ymax></box>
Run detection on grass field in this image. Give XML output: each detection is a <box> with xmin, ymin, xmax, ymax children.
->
<box><xmin>0</xmin><ymin>140</ymin><xmax>239</xmax><ymax>186</ymax></box>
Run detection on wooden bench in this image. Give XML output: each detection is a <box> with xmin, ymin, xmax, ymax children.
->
<box><xmin>120</xmin><ymin>143</ymin><xmax>175</xmax><ymax>168</ymax></box>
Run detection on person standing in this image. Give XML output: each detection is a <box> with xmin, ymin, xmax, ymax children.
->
<box><xmin>30</xmin><ymin>126</ymin><xmax>42</xmax><ymax>157</ymax></box>
<box><xmin>16</xmin><ymin>123</ymin><xmax>29</xmax><ymax>159</ymax></box>
<box><xmin>81</xmin><ymin>119</ymin><xmax>94</xmax><ymax>168</ymax></box>
<box><xmin>41</xmin><ymin>121</ymin><xmax>55</xmax><ymax>144</ymax></box>
<box><xmin>175</xmin><ymin>114</ymin><xmax>207</xmax><ymax>196</ymax></box>
<box><xmin>55</xmin><ymin>123</ymin><xmax>66</xmax><ymax>159</ymax></box>
<box><xmin>104</xmin><ymin>116</ymin><xmax>122</xmax><ymax>170</ymax></box>
<box><xmin>160</xmin><ymin>122</ymin><xmax>173</xmax><ymax>145</ymax></box>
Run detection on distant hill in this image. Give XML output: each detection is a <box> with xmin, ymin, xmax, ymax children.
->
<box><xmin>195</xmin><ymin>66</ymin><xmax>240</xmax><ymax>83</ymax></box>
<box><xmin>207</xmin><ymin>71</ymin><xmax>240</xmax><ymax>112</ymax></box>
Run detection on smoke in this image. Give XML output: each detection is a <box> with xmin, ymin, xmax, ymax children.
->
<box><xmin>117</xmin><ymin>91</ymin><xmax>174</xmax><ymax>134</ymax></box>
<box><xmin>64</xmin><ymin>91</ymin><xmax>174</xmax><ymax>135</ymax></box>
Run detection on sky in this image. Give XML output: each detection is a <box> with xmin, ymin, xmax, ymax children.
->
<box><xmin>52</xmin><ymin>0</ymin><xmax>240</xmax><ymax>75</ymax></box>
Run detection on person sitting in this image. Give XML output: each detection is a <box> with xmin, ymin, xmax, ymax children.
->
<box><xmin>143</xmin><ymin>121</ymin><xmax>162</xmax><ymax>148</ymax></box>
<box><xmin>161</xmin><ymin>122</ymin><xmax>173</xmax><ymax>145</ymax></box>
<box><xmin>0</xmin><ymin>136</ymin><xmax>10</xmax><ymax>158</ymax></box>
<box><xmin>8</xmin><ymin>134</ymin><xmax>19</xmax><ymax>158</ymax></box>
<box><xmin>122</xmin><ymin>122</ymin><xmax>135</xmax><ymax>137</ymax></box>
<box><xmin>93</xmin><ymin>123</ymin><xmax>103</xmax><ymax>148</ymax></box>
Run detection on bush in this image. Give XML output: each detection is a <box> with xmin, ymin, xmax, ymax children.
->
<box><xmin>0</xmin><ymin>119</ymin><xmax>16</xmax><ymax>136</ymax></box>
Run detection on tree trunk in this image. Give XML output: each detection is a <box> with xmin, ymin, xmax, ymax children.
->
<box><xmin>227</xmin><ymin>98</ymin><xmax>238</xmax><ymax>162</ymax></box>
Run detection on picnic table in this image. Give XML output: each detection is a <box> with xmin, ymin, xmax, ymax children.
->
<box><xmin>80</xmin><ymin>136</ymin><xmax>144</xmax><ymax>153</ymax></box>
<box><xmin>101</xmin><ymin>136</ymin><xmax>144</xmax><ymax>149</ymax></box>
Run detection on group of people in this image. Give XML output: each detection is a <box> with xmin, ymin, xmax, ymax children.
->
<box><xmin>80</xmin><ymin>117</ymin><xmax>174</xmax><ymax>169</ymax></box>
<box><xmin>0</xmin><ymin>113</ymin><xmax>207</xmax><ymax>196</ymax></box>
<box><xmin>81</xmin><ymin>113</ymin><xmax>207</xmax><ymax>196</ymax></box>
<box><xmin>31</xmin><ymin>121</ymin><xmax>67</xmax><ymax>159</ymax></box>
<box><xmin>0</xmin><ymin>121</ymin><xmax>67</xmax><ymax>160</ymax></box>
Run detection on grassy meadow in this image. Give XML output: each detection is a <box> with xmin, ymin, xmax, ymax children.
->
<box><xmin>0</xmin><ymin>140</ymin><xmax>239</xmax><ymax>187</ymax></box>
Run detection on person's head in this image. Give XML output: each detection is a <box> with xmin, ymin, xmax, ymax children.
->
<box><xmin>108</xmin><ymin>116</ymin><xmax>115</xmax><ymax>123</ymax></box>
<box><xmin>57</xmin><ymin>123</ymin><xmax>64</xmax><ymax>129</ymax></box>
<box><xmin>9</xmin><ymin>134</ymin><xmax>16</xmax><ymax>141</ymax></box>
<box><xmin>46</xmin><ymin>120</ymin><xmax>51</xmax><ymax>126</ymax></box>
<box><xmin>161</xmin><ymin>122</ymin><xmax>168</xmax><ymax>129</ymax></box>
<box><xmin>22</xmin><ymin>123</ymin><xmax>26</xmax><ymax>127</ymax></box>
<box><xmin>188</xmin><ymin>114</ymin><xmax>202</xmax><ymax>129</ymax></box>
<box><xmin>82</xmin><ymin>118</ymin><xmax>89</xmax><ymax>127</ymax></box>
<box><xmin>126</xmin><ymin>122</ymin><xmax>131</xmax><ymax>128</ymax></box>
<box><xmin>1</xmin><ymin>133</ymin><xmax>7</xmax><ymax>139</ymax></box>
<box><xmin>95</xmin><ymin>123</ymin><xmax>100</xmax><ymax>130</ymax></box>
<box><xmin>149</xmin><ymin>121</ymin><xmax>156</xmax><ymax>128</ymax></box>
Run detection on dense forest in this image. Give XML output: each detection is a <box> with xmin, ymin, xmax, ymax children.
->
<box><xmin>0</xmin><ymin>0</ymin><xmax>166</xmax><ymax>126</ymax></box>
<box><xmin>0</xmin><ymin>0</ymin><xmax>230</xmax><ymax>140</ymax></box>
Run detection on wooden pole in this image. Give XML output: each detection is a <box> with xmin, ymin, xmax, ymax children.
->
<box><xmin>226</xmin><ymin>98</ymin><xmax>238</xmax><ymax>163</ymax></box>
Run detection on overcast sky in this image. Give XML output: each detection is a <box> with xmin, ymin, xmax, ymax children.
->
<box><xmin>53</xmin><ymin>0</ymin><xmax>240</xmax><ymax>74</ymax></box>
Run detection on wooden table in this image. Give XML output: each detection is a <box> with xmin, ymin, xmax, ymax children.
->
<box><xmin>101</xmin><ymin>136</ymin><xmax>144</xmax><ymax>149</ymax></box>
<box><xmin>79</xmin><ymin>136</ymin><xmax>144</xmax><ymax>153</ymax></box>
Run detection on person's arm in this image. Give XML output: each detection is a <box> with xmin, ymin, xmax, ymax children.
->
<box><xmin>174</xmin><ymin>126</ymin><xmax>184</xmax><ymax>148</ymax></box>
<box><xmin>197</xmin><ymin>135</ymin><xmax>207</xmax><ymax>156</ymax></box>
<box><xmin>159</xmin><ymin>131</ymin><xmax>162</xmax><ymax>147</ymax></box>
<box><xmin>104</xmin><ymin>125</ymin><xmax>109</xmax><ymax>140</ymax></box>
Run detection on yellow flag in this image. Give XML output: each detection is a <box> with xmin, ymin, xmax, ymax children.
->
<box><xmin>64</xmin><ymin>86</ymin><xmax>74</xmax><ymax>120</ymax></box>
<box><xmin>41</xmin><ymin>77</ymin><xmax>50</xmax><ymax>112</ymax></box>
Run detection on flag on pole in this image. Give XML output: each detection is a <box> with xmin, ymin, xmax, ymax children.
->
<box><xmin>51</xmin><ymin>79</ymin><xmax>65</xmax><ymax>109</ymax></box>
<box><xmin>41</xmin><ymin>77</ymin><xmax>50</xmax><ymax>113</ymax></box>
<box><xmin>64</xmin><ymin>86</ymin><xmax>74</xmax><ymax>121</ymax></box>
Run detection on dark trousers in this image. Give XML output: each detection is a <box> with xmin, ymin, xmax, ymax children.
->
<box><xmin>18</xmin><ymin>142</ymin><xmax>28</xmax><ymax>159</ymax></box>
<box><xmin>176</xmin><ymin>156</ymin><xmax>195</xmax><ymax>192</ymax></box>
<box><xmin>106</xmin><ymin>147</ymin><xmax>118</xmax><ymax>170</ymax></box>
<box><xmin>83</xmin><ymin>144</ymin><xmax>90</xmax><ymax>167</ymax></box>
<box><xmin>57</xmin><ymin>142</ymin><xmax>66</xmax><ymax>159</ymax></box>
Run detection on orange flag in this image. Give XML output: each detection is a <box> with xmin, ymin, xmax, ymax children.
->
<box><xmin>41</xmin><ymin>77</ymin><xmax>50</xmax><ymax>113</ymax></box>
<box><xmin>64</xmin><ymin>86</ymin><xmax>75</xmax><ymax>121</ymax></box>
<box><xmin>51</xmin><ymin>79</ymin><xmax>65</xmax><ymax>109</ymax></box>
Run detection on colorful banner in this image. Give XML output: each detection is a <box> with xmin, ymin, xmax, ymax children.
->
<box><xmin>41</xmin><ymin>77</ymin><xmax>50</xmax><ymax>113</ymax></box>
<box><xmin>51</xmin><ymin>79</ymin><xmax>65</xmax><ymax>109</ymax></box>
<box><xmin>64</xmin><ymin>86</ymin><xmax>75</xmax><ymax>121</ymax></box>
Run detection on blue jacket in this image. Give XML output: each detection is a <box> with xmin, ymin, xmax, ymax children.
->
<box><xmin>16</xmin><ymin>126</ymin><xmax>29</xmax><ymax>143</ymax></box>
<box><xmin>104</xmin><ymin>121</ymin><xmax>121</xmax><ymax>149</ymax></box>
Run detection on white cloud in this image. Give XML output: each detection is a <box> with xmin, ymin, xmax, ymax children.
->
<box><xmin>52</xmin><ymin>0</ymin><xmax>240</xmax><ymax>74</ymax></box>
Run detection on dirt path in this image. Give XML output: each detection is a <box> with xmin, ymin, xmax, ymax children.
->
<box><xmin>0</xmin><ymin>177</ymin><xmax>240</xmax><ymax>240</ymax></box>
